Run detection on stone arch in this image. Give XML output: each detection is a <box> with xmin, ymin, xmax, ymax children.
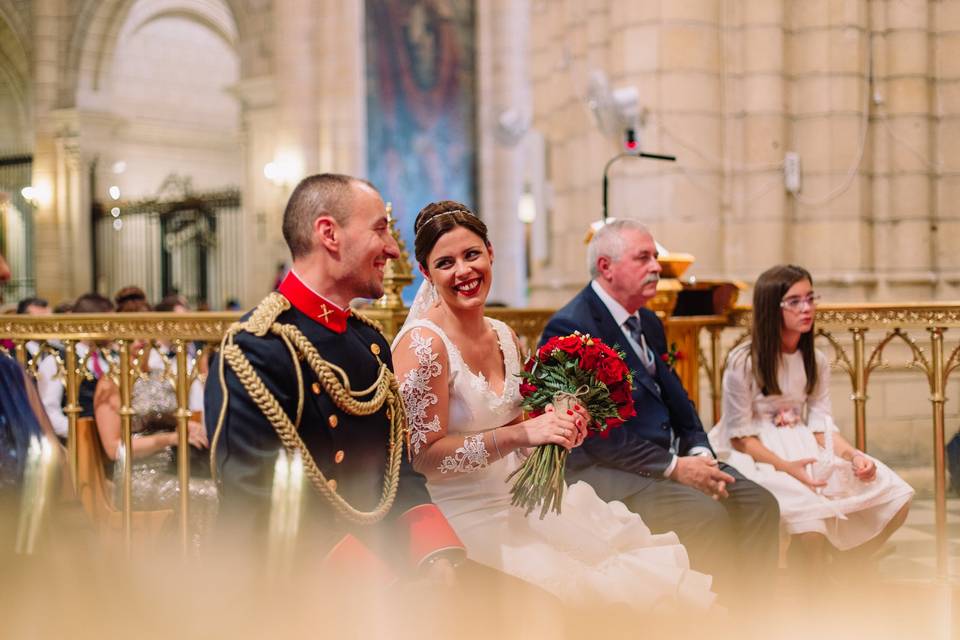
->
<box><xmin>67</xmin><ymin>0</ymin><xmax>248</xmax><ymax>100</ymax></box>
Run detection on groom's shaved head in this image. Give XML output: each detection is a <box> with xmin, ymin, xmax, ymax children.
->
<box><xmin>282</xmin><ymin>173</ymin><xmax>378</xmax><ymax>258</ymax></box>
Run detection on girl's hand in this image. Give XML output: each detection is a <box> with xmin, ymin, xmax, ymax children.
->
<box><xmin>851</xmin><ymin>452</ymin><xmax>877</xmax><ymax>482</ymax></box>
<box><xmin>781</xmin><ymin>458</ymin><xmax>828</xmax><ymax>491</ymax></box>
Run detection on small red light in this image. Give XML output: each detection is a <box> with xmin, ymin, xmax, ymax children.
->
<box><xmin>626</xmin><ymin>140</ymin><xmax>638</xmax><ymax>150</ymax></box>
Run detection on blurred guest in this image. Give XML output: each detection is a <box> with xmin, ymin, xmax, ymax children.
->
<box><xmin>16</xmin><ymin>296</ymin><xmax>51</xmax><ymax>361</ymax></box>
<box><xmin>72</xmin><ymin>293</ymin><xmax>114</xmax><ymax>418</ymax></box>
<box><xmin>92</xmin><ymin>294</ymin><xmax>216</xmax><ymax>544</ymax></box>
<box><xmin>17</xmin><ymin>297</ymin><xmax>49</xmax><ymax>316</ymax></box>
<box><xmin>0</xmin><ymin>250</ymin><xmax>60</xmax><ymax>546</ymax></box>
<box><xmin>153</xmin><ymin>295</ymin><xmax>204</xmax><ymax>411</ymax></box>
<box><xmin>114</xmin><ymin>285</ymin><xmax>148</xmax><ymax>311</ymax></box>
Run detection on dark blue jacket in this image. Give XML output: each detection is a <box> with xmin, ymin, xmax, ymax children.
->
<box><xmin>540</xmin><ymin>285</ymin><xmax>713</xmax><ymax>489</ymax></box>
<box><xmin>205</xmin><ymin>302</ymin><xmax>436</xmax><ymax>560</ymax></box>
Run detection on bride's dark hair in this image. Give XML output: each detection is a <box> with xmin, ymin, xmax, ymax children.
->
<box><xmin>413</xmin><ymin>200</ymin><xmax>490</xmax><ymax>268</ymax></box>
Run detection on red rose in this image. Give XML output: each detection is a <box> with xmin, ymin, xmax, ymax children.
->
<box><xmin>596</xmin><ymin>344</ymin><xmax>618</xmax><ymax>359</ymax></box>
<box><xmin>617</xmin><ymin>399</ymin><xmax>637</xmax><ymax>420</ymax></box>
<box><xmin>609</xmin><ymin>382</ymin><xmax>632</xmax><ymax>405</ymax></box>
<box><xmin>555</xmin><ymin>334</ymin><xmax>583</xmax><ymax>355</ymax></box>
<box><xmin>537</xmin><ymin>337</ymin><xmax>562</xmax><ymax>360</ymax></box>
<box><xmin>597</xmin><ymin>416</ymin><xmax>624</xmax><ymax>438</ymax></box>
<box><xmin>519</xmin><ymin>380</ymin><xmax>538</xmax><ymax>397</ymax></box>
<box><xmin>596</xmin><ymin>356</ymin><xmax>629</xmax><ymax>385</ymax></box>
<box><xmin>675</xmin><ymin>350</ymin><xmax>685</xmax><ymax>361</ymax></box>
<box><xmin>578</xmin><ymin>342</ymin><xmax>603</xmax><ymax>371</ymax></box>
<box><xmin>523</xmin><ymin>357</ymin><xmax>536</xmax><ymax>373</ymax></box>
<box><xmin>661</xmin><ymin>353</ymin><xmax>670</xmax><ymax>363</ymax></box>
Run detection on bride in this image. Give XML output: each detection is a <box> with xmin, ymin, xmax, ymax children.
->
<box><xmin>392</xmin><ymin>201</ymin><xmax>715</xmax><ymax>612</ymax></box>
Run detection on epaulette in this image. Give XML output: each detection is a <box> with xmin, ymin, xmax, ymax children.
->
<box><xmin>237</xmin><ymin>292</ymin><xmax>290</xmax><ymax>337</ymax></box>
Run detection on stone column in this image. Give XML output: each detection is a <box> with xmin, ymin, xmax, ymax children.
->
<box><xmin>32</xmin><ymin>0</ymin><xmax>71</xmax><ymax>302</ymax></box>
<box><xmin>52</xmin><ymin>110</ymin><xmax>93</xmax><ymax>296</ymax></box>
<box><xmin>624</xmin><ymin>0</ymin><xmax>723</xmax><ymax>271</ymax></box>
<box><xmin>316</xmin><ymin>0</ymin><xmax>365</xmax><ymax>175</ymax></box>
<box><xmin>234</xmin><ymin>77</ymin><xmax>282</xmax><ymax>306</ymax></box>
<box><xmin>871</xmin><ymin>0</ymin><xmax>934</xmax><ymax>299</ymax></box>
<box><xmin>529</xmin><ymin>1</ymin><xmax>618</xmax><ymax>305</ymax></box>
<box><xmin>936</xmin><ymin>1</ymin><xmax>960</xmax><ymax>298</ymax></box>
<box><xmin>785</xmin><ymin>1</ymin><xmax>874</xmax><ymax>298</ymax></box>
<box><xmin>723</xmin><ymin>0</ymin><xmax>789</xmax><ymax>279</ymax></box>
<box><xmin>272</xmin><ymin>0</ymin><xmax>319</xmax><ymax>179</ymax></box>
<box><xmin>477</xmin><ymin>0</ymin><xmax>529</xmax><ymax>306</ymax></box>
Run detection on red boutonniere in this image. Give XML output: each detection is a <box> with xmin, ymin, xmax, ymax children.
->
<box><xmin>661</xmin><ymin>342</ymin><xmax>684</xmax><ymax>369</ymax></box>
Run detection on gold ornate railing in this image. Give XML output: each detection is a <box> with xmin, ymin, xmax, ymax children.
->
<box><xmin>3</xmin><ymin>302</ymin><xmax>959</xmax><ymax>579</ymax></box>
<box><xmin>1</xmin><ymin>312</ymin><xmax>234</xmax><ymax>555</ymax></box>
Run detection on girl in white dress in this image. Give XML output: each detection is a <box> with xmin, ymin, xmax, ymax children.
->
<box><xmin>392</xmin><ymin>201</ymin><xmax>715</xmax><ymax>612</ymax></box>
<box><xmin>709</xmin><ymin>265</ymin><xmax>913</xmax><ymax>571</ymax></box>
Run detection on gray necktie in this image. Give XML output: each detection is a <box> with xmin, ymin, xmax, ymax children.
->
<box><xmin>623</xmin><ymin>315</ymin><xmax>656</xmax><ymax>376</ymax></box>
<box><xmin>624</xmin><ymin>314</ymin><xmax>676</xmax><ymax>452</ymax></box>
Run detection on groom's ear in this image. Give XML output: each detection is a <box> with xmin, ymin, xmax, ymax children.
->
<box><xmin>314</xmin><ymin>215</ymin><xmax>339</xmax><ymax>252</ymax></box>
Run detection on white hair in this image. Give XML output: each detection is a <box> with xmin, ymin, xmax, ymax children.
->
<box><xmin>586</xmin><ymin>219</ymin><xmax>652</xmax><ymax>279</ymax></box>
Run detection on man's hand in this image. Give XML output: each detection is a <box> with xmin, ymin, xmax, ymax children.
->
<box><xmin>670</xmin><ymin>455</ymin><xmax>735</xmax><ymax>500</ymax></box>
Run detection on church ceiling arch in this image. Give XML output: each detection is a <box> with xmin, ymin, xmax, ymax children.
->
<box><xmin>0</xmin><ymin>0</ymin><xmax>30</xmax><ymax>60</ymax></box>
<box><xmin>68</xmin><ymin>0</ymin><xmax>245</xmax><ymax>100</ymax></box>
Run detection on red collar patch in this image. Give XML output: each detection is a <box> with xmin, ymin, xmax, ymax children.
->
<box><xmin>277</xmin><ymin>271</ymin><xmax>349</xmax><ymax>334</ymax></box>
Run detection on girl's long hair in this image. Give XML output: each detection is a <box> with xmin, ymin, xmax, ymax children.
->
<box><xmin>750</xmin><ymin>264</ymin><xmax>817</xmax><ymax>396</ymax></box>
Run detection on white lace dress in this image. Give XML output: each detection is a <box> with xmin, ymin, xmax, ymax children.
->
<box><xmin>396</xmin><ymin>318</ymin><xmax>715</xmax><ymax>612</ymax></box>
<box><xmin>709</xmin><ymin>346</ymin><xmax>914</xmax><ymax>550</ymax></box>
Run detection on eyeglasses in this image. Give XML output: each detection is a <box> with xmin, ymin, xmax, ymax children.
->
<box><xmin>779</xmin><ymin>293</ymin><xmax>820</xmax><ymax>311</ymax></box>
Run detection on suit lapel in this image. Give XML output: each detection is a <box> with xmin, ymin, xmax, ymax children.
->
<box><xmin>582</xmin><ymin>286</ymin><xmax>662</xmax><ymax>399</ymax></box>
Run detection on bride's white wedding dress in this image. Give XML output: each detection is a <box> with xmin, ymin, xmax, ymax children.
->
<box><xmin>394</xmin><ymin>317</ymin><xmax>715</xmax><ymax>612</ymax></box>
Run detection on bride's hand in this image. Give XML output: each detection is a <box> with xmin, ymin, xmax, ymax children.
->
<box><xmin>518</xmin><ymin>405</ymin><xmax>582</xmax><ymax>450</ymax></box>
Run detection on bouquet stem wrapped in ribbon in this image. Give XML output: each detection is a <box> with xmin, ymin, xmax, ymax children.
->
<box><xmin>508</xmin><ymin>333</ymin><xmax>636</xmax><ymax>519</ymax></box>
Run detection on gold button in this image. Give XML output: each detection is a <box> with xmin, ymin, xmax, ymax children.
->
<box><xmin>328</xmin><ymin>414</ymin><xmax>338</xmax><ymax>428</ymax></box>
<box><xmin>326</xmin><ymin>478</ymin><xmax>338</xmax><ymax>491</ymax></box>
<box><xmin>334</xmin><ymin>450</ymin><xmax>345</xmax><ymax>464</ymax></box>
<box><xmin>370</xmin><ymin>343</ymin><xmax>381</xmax><ymax>356</ymax></box>
<box><xmin>311</xmin><ymin>382</ymin><xmax>320</xmax><ymax>395</ymax></box>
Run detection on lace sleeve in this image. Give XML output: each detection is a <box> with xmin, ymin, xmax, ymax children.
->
<box><xmin>806</xmin><ymin>350</ymin><xmax>839</xmax><ymax>433</ymax></box>
<box><xmin>394</xmin><ymin>327</ymin><xmax>497</xmax><ymax>480</ymax></box>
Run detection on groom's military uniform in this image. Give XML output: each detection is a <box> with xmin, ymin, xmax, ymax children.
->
<box><xmin>206</xmin><ymin>271</ymin><xmax>463</xmax><ymax>576</ymax></box>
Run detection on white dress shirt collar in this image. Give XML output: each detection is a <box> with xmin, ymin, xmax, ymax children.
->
<box><xmin>590</xmin><ymin>280</ymin><xmax>637</xmax><ymax>328</ymax></box>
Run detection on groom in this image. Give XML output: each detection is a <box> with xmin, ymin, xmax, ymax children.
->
<box><xmin>540</xmin><ymin>219</ymin><xmax>780</xmax><ymax>597</ymax></box>
<box><xmin>206</xmin><ymin>174</ymin><xmax>464</xmax><ymax>580</ymax></box>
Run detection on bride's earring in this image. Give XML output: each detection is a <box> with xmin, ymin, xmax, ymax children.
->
<box><xmin>429</xmin><ymin>281</ymin><xmax>439</xmax><ymax>306</ymax></box>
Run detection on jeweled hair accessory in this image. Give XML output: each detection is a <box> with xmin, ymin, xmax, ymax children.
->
<box><xmin>414</xmin><ymin>209</ymin><xmax>476</xmax><ymax>238</ymax></box>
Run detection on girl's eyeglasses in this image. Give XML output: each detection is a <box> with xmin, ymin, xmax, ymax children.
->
<box><xmin>780</xmin><ymin>294</ymin><xmax>820</xmax><ymax>311</ymax></box>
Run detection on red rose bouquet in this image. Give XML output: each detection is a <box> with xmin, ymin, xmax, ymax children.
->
<box><xmin>508</xmin><ymin>332</ymin><xmax>636</xmax><ymax>518</ymax></box>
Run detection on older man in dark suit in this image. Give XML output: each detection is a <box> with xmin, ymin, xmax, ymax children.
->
<box><xmin>540</xmin><ymin>219</ymin><xmax>779</xmax><ymax>597</ymax></box>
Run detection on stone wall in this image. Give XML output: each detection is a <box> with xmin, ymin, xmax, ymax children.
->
<box><xmin>528</xmin><ymin>0</ymin><xmax>960</xmax><ymax>305</ymax></box>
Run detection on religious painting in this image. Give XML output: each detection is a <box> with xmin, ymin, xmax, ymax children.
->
<box><xmin>365</xmin><ymin>0</ymin><xmax>476</xmax><ymax>301</ymax></box>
